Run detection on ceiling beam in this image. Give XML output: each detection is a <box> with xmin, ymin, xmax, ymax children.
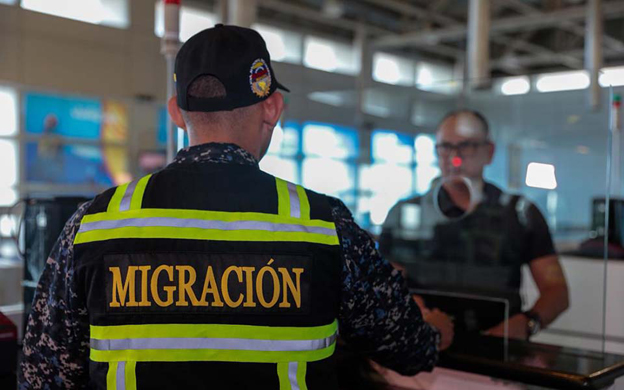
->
<box><xmin>497</xmin><ymin>0</ymin><xmax>624</xmax><ymax>52</ymax></box>
<box><xmin>359</xmin><ymin>0</ymin><xmax>458</xmax><ymax>26</ymax></box>
<box><xmin>364</xmin><ymin>0</ymin><xmax>584</xmax><ymax>70</ymax></box>
<box><xmin>260</xmin><ymin>0</ymin><xmax>387</xmax><ymax>36</ymax></box>
<box><xmin>260</xmin><ymin>0</ymin><xmax>462</xmax><ymax>60</ymax></box>
<box><xmin>491</xmin><ymin>48</ymin><xmax>623</xmax><ymax>69</ymax></box>
<box><xmin>373</xmin><ymin>1</ymin><xmax>624</xmax><ymax>49</ymax></box>
<box><xmin>494</xmin><ymin>35</ymin><xmax>583</xmax><ymax>69</ymax></box>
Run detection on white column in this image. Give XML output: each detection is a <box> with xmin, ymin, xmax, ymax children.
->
<box><xmin>467</xmin><ymin>0</ymin><xmax>490</xmax><ymax>89</ymax></box>
<box><xmin>228</xmin><ymin>0</ymin><xmax>257</xmax><ymax>28</ymax></box>
<box><xmin>218</xmin><ymin>0</ymin><xmax>229</xmax><ymax>24</ymax></box>
<box><xmin>354</xmin><ymin>24</ymin><xmax>373</xmax><ymax>129</ymax></box>
<box><xmin>585</xmin><ymin>0</ymin><xmax>603</xmax><ymax>110</ymax></box>
<box><xmin>160</xmin><ymin>0</ymin><xmax>182</xmax><ymax>163</ymax></box>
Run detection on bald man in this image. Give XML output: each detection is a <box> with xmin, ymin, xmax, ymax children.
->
<box><xmin>380</xmin><ymin>110</ymin><xmax>569</xmax><ymax>340</ymax></box>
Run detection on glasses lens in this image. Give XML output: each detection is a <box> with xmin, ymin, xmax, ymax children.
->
<box><xmin>436</xmin><ymin>144</ymin><xmax>451</xmax><ymax>156</ymax></box>
<box><xmin>457</xmin><ymin>142</ymin><xmax>478</xmax><ymax>157</ymax></box>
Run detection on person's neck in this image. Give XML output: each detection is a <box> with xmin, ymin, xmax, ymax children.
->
<box><xmin>467</xmin><ymin>176</ymin><xmax>486</xmax><ymax>204</ymax></box>
<box><xmin>189</xmin><ymin>131</ymin><xmax>263</xmax><ymax>160</ymax></box>
<box><xmin>470</xmin><ymin>177</ymin><xmax>485</xmax><ymax>193</ymax></box>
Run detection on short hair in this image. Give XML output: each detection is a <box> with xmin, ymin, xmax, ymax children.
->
<box><xmin>187</xmin><ymin>75</ymin><xmax>227</xmax><ymax>99</ymax></box>
<box><xmin>181</xmin><ymin>75</ymin><xmax>257</xmax><ymax>129</ymax></box>
<box><xmin>437</xmin><ymin>109</ymin><xmax>490</xmax><ymax>138</ymax></box>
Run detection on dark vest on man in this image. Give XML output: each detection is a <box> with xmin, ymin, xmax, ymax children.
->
<box><xmin>380</xmin><ymin>183</ymin><xmax>536</xmax><ymax>333</ymax></box>
<box><xmin>73</xmin><ymin>162</ymin><xmax>342</xmax><ymax>390</ymax></box>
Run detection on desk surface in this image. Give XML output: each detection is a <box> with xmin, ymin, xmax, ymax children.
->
<box><xmin>439</xmin><ymin>336</ymin><xmax>624</xmax><ymax>389</ymax></box>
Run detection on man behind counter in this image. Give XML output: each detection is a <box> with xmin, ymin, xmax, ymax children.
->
<box><xmin>380</xmin><ymin>110</ymin><xmax>569</xmax><ymax>340</ymax></box>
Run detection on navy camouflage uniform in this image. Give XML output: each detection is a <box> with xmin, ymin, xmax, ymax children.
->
<box><xmin>19</xmin><ymin>143</ymin><xmax>439</xmax><ymax>389</ymax></box>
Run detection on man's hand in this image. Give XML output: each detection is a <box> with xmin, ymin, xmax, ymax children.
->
<box><xmin>484</xmin><ymin>313</ymin><xmax>529</xmax><ymax>340</ymax></box>
<box><xmin>424</xmin><ymin>309</ymin><xmax>454</xmax><ymax>351</ymax></box>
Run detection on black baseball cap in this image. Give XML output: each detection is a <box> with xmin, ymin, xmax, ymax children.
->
<box><xmin>175</xmin><ymin>24</ymin><xmax>289</xmax><ymax>112</ymax></box>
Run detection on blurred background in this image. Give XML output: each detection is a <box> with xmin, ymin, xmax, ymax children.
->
<box><xmin>0</xmin><ymin>0</ymin><xmax>623</xmax><ymax>374</ymax></box>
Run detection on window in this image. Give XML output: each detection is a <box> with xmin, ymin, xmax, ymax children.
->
<box><xmin>415</xmin><ymin>61</ymin><xmax>458</xmax><ymax>94</ymax></box>
<box><xmin>362</xmin><ymin>131</ymin><xmax>416</xmax><ymax>226</ymax></box>
<box><xmin>0</xmin><ymin>86</ymin><xmax>18</xmax><ymax>207</ymax></box>
<box><xmin>0</xmin><ymin>140</ymin><xmax>18</xmax><ymax>188</ymax></box>
<box><xmin>155</xmin><ymin>3</ymin><xmax>217</xmax><ymax>42</ymax></box>
<box><xmin>303</xmin><ymin>123</ymin><xmax>358</xmax><ymax>159</ymax></box>
<box><xmin>260</xmin><ymin>122</ymin><xmax>300</xmax><ymax>183</ymax></box>
<box><xmin>253</xmin><ymin>24</ymin><xmax>302</xmax><ymax>64</ymax></box>
<box><xmin>304</xmin><ymin>36</ymin><xmax>358</xmax><ymax>75</ymax></box>
<box><xmin>21</xmin><ymin>0</ymin><xmax>129</xmax><ymax>28</ymax></box>
<box><xmin>303</xmin><ymin>158</ymin><xmax>354</xmax><ymax>198</ymax></box>
<box><xmin>0</xmin><ymin>138</ymin><xmax>18</xmax><ymax>207</ymax></box>
<box><xmin>373</xmin><ymin>53</ymin><xmax>415</xmax><ymax>86</ymax></box>
<box><xmin>536</xmin><ymin>71</ymin><xmax>590</xmax><ymax>93</ymax></box>
<box><xmin>372</xmin><ymin>130</ymin><xmax>413</xmax><ymax>164</ymax></box>
<box><xmin>301</xmin><ymin>123</ymin><xmax>357</xmax><ymax>200</ymax></box>
<box><xmin>360</xmin><ymin>163</ymin><xmax>413</xmax><ymax>226</ymax></box>
<box><xmin>599</xmin><ymin>66</ymin><xmax>624</xmax><ymax>87</ymax></box>
<box><xmin>526</xmin><ymin>162</ymin><xmax>558</xmax><ymax>190</ymax></box>
<box><xmin>260</xmin><ymin>156</ymin><xmax>298</xmax><ymax>183</ymax></box>
<box><xmin>500</xmin><ymin>76</ymin><xmax>531</xmax><ymax>96</ymax></box>
<box><xmin>0</xmin><ymin>188</ymin><xmax>17</xmax><ymax>207</ymax></box>
<box><xmin>0</xmin><ymin>87</ymin><xmax>17</xmax><ymax>137</ymax></box>
<box><xmin>415</xmin><ymin>134</ymin><xmax>440</xmax><ymax>194</ymax></box>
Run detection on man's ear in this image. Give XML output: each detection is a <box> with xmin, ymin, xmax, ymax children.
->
<box><xmin>262</xmin><ymin>91</ymin><xmax>285</xmax><ymax>128</ymax></box>
<box><xmin>167</xmin><ymin>96</ymin><xmax>187</xmax><ymax>130</ymax></box>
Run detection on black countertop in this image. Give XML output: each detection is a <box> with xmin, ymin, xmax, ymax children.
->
<box><xmin>438</xmin><ymin>335</ymin><xmax>624</xmax><ymax>389</ymax></box>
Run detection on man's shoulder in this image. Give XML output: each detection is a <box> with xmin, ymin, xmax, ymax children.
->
<box><xmin>86</xmin><ymin>185</ymin><xmax>121</xmax><ymax>214</ymax></box>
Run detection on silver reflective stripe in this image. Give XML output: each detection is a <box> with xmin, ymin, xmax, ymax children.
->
<box><xmin>91</xmin><ymin>334</ymin><xmax>337</xmax><ymax>352</ymax></box>
<box><xmin>117</xmin><ymin>361</ymin><xmax>126</xmax><ymax>390</ymax></box>
<box><xmin>289</xmin><ymin>362</ymin><xmax>300</xmax><ymax>390</ymax></box>
<box><xmin>119</xmin><ymin>180</ymin><xmax>138</xmax><ymax>212</ymax></box>
<box><xmin>287</xmin><ymin>182</ymin><xmax>300</xmax><ymax>218</ymax></box>
<box><xmin>78</xmin><ymin>217</ymin><xmax>336</xmax><ymax>237</ymax></box>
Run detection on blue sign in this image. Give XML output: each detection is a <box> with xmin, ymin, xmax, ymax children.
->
<box><xmin>24</xmin><ymin>93</ymin><xmax>102</xmax><ymax>139</ymax></box>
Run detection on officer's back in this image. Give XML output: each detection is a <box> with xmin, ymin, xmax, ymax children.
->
<box><xmin>19</xmin><ymin>25</ymin><xmax>452</xmax><ymax>390</ymax></box>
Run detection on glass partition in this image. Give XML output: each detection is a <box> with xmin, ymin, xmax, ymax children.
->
<box><xmin>368</xmin><ymin>73</ymin><xmax>616</xmax><ymax>358</ymax></box>
<box><xmin>274</xmin><ymin>70</ymin><xmax>616</xmax><ymax>359</ymax></box>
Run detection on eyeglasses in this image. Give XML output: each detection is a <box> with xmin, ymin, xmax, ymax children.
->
<box><xmin>435</xmin><ymin>141</ymin><xmax>491</xmax><ymax>158</ymax></box>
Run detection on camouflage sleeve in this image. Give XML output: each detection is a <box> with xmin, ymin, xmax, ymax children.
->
<box><xmin>19</xmin><ymin>201</ymin><xmax>92</xmax><ymax>390</ymax></box>
<box><xmin>329</xmin><ymin>197</ymin><xmax>440</xmax><ymax>376</ymax></box>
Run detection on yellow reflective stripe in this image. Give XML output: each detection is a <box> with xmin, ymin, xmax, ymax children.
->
<box><xmin>296</xmin><ymin>186</ymin><xmax>310</xmax><ymax>220</ymax></box>
<box><xmin>276</xmin><ymin>178</ymin><xmax>290</xmax><ymax>217</ymax></box>
<box><xmin>129</xmin><ymin>174</ymin><xmax>152</xmax><ymax>211</ymax></box>
<box><xmin>91</xmin><ymin>320</ymin><xmax>338</xmax><ymax>341</ymax></box>
<box><xmin>90</xmin><ymin>344</ymin><xmax>335</xmax><ymax>363</ymax></box>
<box><xmin>74</xmin><ymin>226</ymin><xmax>339</xmax><ymax>245</ymax></box>
<box><xmin>125</xmin><ymin>361</ymin><xmax>136</xmax><ymax>390</ymax></box>
<box><xmin>81</xmin><ymin>209</ymin><xmax>336</xmax><ymax>230</ymax></box>
<box><xmin>107</xmin><ymin>362</ymin><xmax>118</xmax><ymax>390</ymax></box>
<box><xmin>107</xmin><ymin>183</ymin><xmax>129</xmax><ymax>213</ymax></box>
<box><xmin>278</xmin><ymin>363</ymin><xmax>290</xmax><ymax>390</ymax></box>
<box><xmin>297</xmin><ymin>362</ymin><xmax>308</xmax><ymax>390</ymax></box>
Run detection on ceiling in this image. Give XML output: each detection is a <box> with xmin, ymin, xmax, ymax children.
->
<box><xmin>217</xmin><ymin>0</ymin><xmax>624</xmax><ymax>77</ymax></box>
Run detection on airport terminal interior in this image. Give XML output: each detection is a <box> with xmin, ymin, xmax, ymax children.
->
<box><xmin>1</xmin><ymin>0</ymin><xmax>624</xmax><ymax>389</ymax></box>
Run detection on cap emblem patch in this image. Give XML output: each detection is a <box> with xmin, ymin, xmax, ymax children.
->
<box><xmin>250</xmin><ymin>59</ymin><xmax>272</xmax><ymax>98</ymax></box>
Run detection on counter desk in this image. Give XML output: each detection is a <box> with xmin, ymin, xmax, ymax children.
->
<box><xmin>437</xmin><ymin>335</ymin><xmax>624</xmax><ymax>389</ymax></box>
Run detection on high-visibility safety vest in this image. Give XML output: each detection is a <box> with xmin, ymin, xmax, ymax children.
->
<box><xmin>73</xmin><ymin>163</ymin><xmax>342</xmax><ymax>390</ymax></box>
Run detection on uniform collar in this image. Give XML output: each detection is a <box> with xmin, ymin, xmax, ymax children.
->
<box><xmin>172</xmin><ymin>143</ymin><xmax>259</xmax><ymax>167</ymax></box>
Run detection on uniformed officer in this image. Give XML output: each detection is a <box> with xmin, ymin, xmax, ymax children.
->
<box><xmin>19</xmin><ymin>25</ymin><xmax>453</xmax><ymax>390</ymax></box>
<box><xmin>380</xmin><ymin>110</ymin><xmax>569</xmax><ymax>340</ymax></box>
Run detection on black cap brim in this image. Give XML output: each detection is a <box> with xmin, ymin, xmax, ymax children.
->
<box><xmin>276</xmin><ymin>81</ymin><xmax>290</xmax><ymax>93</ymax></box>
